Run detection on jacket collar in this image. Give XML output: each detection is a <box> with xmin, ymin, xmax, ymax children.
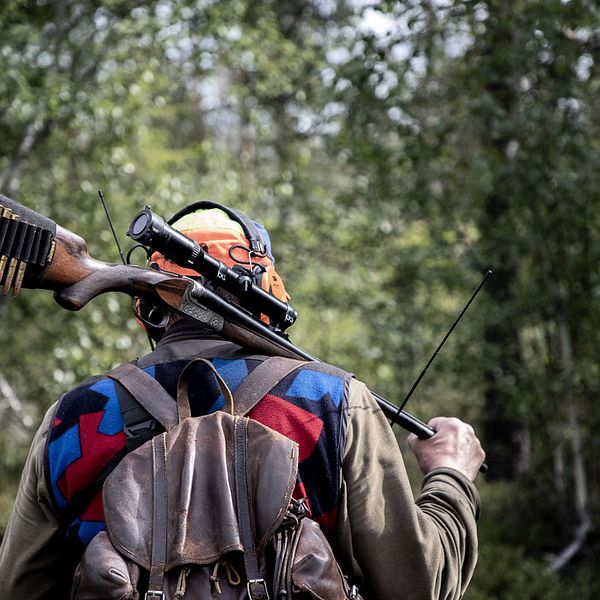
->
<box><xmin>136</xmin><ymin>319</ymin><xmax>249</xmax><ymax>368</ymax></box>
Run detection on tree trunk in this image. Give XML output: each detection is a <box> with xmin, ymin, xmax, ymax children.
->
<box><xmin>546</xmin><ymin>319</ymin><xmax>591</xmax><ymax>572</ymax></box>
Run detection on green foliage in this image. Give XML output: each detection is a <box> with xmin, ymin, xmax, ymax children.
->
<box><xmin>2</xmin><ymin>0</ymin><xmax>600</xmax><ymax>594</ymax></box>
<box><xmin>468</xmin><ymin>544</ymin><xmax>563</xmax><ymax>600</ymax></box>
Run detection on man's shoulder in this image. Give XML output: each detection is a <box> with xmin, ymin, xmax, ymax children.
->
<box><xmin>53</xmin><ymin>354</ymin><xmax>355</xmax><ymax>418</ymax></box>
<box><xmin>297</xmin><ymin>359</ymin><xmax>352</xmax><ymax>379</ymax></box>
<box><xmin>58</xmin><ymin>371</ymin><xmax>119</xmax><ymax>406</ymax></box>
<box><xmin>252</xmin><ymin>358</ymin><xmax>353</xmax><ymax>413</ymax></box>
<box><xmin>51</xmin><ymin>369</ymin><xmax>127</xmax><ymax>438</ymax></box>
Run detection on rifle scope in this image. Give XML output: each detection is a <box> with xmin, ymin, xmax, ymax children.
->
<box><xmin>127</xmin><ymin>206</ymin><xmax>298</xmax><ymax>331</ymax></box>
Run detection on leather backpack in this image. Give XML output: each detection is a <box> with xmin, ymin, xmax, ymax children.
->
<box><xmin>70</xmin><ymin>356</ymin><xmax>362</xmax><ymax>600</ymax></box>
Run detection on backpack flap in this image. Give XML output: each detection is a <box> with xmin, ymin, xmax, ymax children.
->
<box><xmin>102</xmin><ymin>412</ymin><xmax>299</xmax><ymax>574</ymax></box>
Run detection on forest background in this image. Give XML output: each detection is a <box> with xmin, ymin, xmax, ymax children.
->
<box><xmin>1</xmin><ymin>1</ymin><xmax>599</xmax><ymax>598</ymax></box>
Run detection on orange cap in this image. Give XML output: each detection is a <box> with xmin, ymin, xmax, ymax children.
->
<box><xmin>151</xmin><ymin>207</ymin><xmax>290</xmax><ymax>306</ymax></box>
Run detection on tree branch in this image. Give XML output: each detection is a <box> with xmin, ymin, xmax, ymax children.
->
<box><xmin>0</xmin><ymin>115</ymin><xmax>52</xmax><ymax>196</ymax></box>
<box><xmin>0</xmin><ymin>372</ymin><xmax>34</xmax><ymax>433</ymax></box>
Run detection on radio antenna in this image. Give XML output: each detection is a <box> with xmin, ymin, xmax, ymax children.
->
<box><xmin>98</xmin><ymin>190</ymin><xmax>126</xmax><ymax>265</ymax></box>
<box><xmin>395</xmin><ymin>269</ymin><xmax>493</xmax><ymax>420</ymax></box>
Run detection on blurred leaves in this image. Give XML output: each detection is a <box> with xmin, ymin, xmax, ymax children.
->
<box><xmin>2</xmin><ymin>0</ymin><xmax>600</xmax><ymax>596</ymax></box>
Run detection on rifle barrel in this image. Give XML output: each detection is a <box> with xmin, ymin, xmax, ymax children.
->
<box><xmin>183</xmin><ymin>280</ymin><xmax>436</xmax><ymax>437</ymax></box>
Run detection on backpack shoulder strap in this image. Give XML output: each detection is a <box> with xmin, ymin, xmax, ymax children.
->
<box><xmin>233</xmin><ymin>356</ymin><xmax>308</xmax><ymax>416</ymax></box>
<box><xmin>108</xmin><ymin>356</ymin><xmax>307</xmax><ymax>426</ymax></box>
<box><xmin>107</xmin><ymin>363</ymin><xmax>178</xmax><ymax>429</ymax></box>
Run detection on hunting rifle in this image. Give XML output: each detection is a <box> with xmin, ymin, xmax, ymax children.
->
<box><xmin>0</xmin><ymin>193</ymin><xmax>479</xmax><ymax>446</ymax></box>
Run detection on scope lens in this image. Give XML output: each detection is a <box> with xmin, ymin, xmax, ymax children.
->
<box><xmin>130</xmin><ymin>213</ymin><xmax>150</xmax><ymax>237</ymax></box>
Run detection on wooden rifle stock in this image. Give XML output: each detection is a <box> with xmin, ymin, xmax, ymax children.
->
<box><xmin>0</xmin><ymin>208</ymin><xmax>190</xmax><ymax>311</ymax></box>
<box><xmin>1</xmin><ymin>194</ymin><xmax>436</xmax><ymax>439</ymax></box>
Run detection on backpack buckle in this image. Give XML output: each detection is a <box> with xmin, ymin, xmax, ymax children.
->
<box><xmin>145</xmin><ymin>591</ymin><xmax>164</xmax><ymax>600</ymax></box>
<box><xmin>247</xmin><ymin>578</ymin><xmax>270</xmax><ymax>599</ymax></box>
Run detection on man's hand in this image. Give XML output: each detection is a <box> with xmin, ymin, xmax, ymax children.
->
<box><xmin>407</xmin><ymin>417</ymin><xmax>486</xmax><ymax>481</ymax></box>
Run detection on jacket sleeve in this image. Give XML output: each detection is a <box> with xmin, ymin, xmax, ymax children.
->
<box><xmin>334</xmin><ymin>380</ymin><xmax>480</xmax><ymax>600</ymax></box>
<box><xmin>0</xmin><ymin>402</ymin><xmax>74</xmax><ymax>599</ymax></box>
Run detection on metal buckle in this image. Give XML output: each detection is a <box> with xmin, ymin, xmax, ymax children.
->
<box><xmin>247</xmin><ymin>578</ymin><xmax>270</xmax><ymax>599</ymax></box>
<box><xmin>145</xmin><ymin>591</ymin><xmax>164</xmax><ymax>600</ymax></box>
<box><xmin>124</xmin><ymin>418</ymin><xmax>156</xmax><ymax>439</ymax></box>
